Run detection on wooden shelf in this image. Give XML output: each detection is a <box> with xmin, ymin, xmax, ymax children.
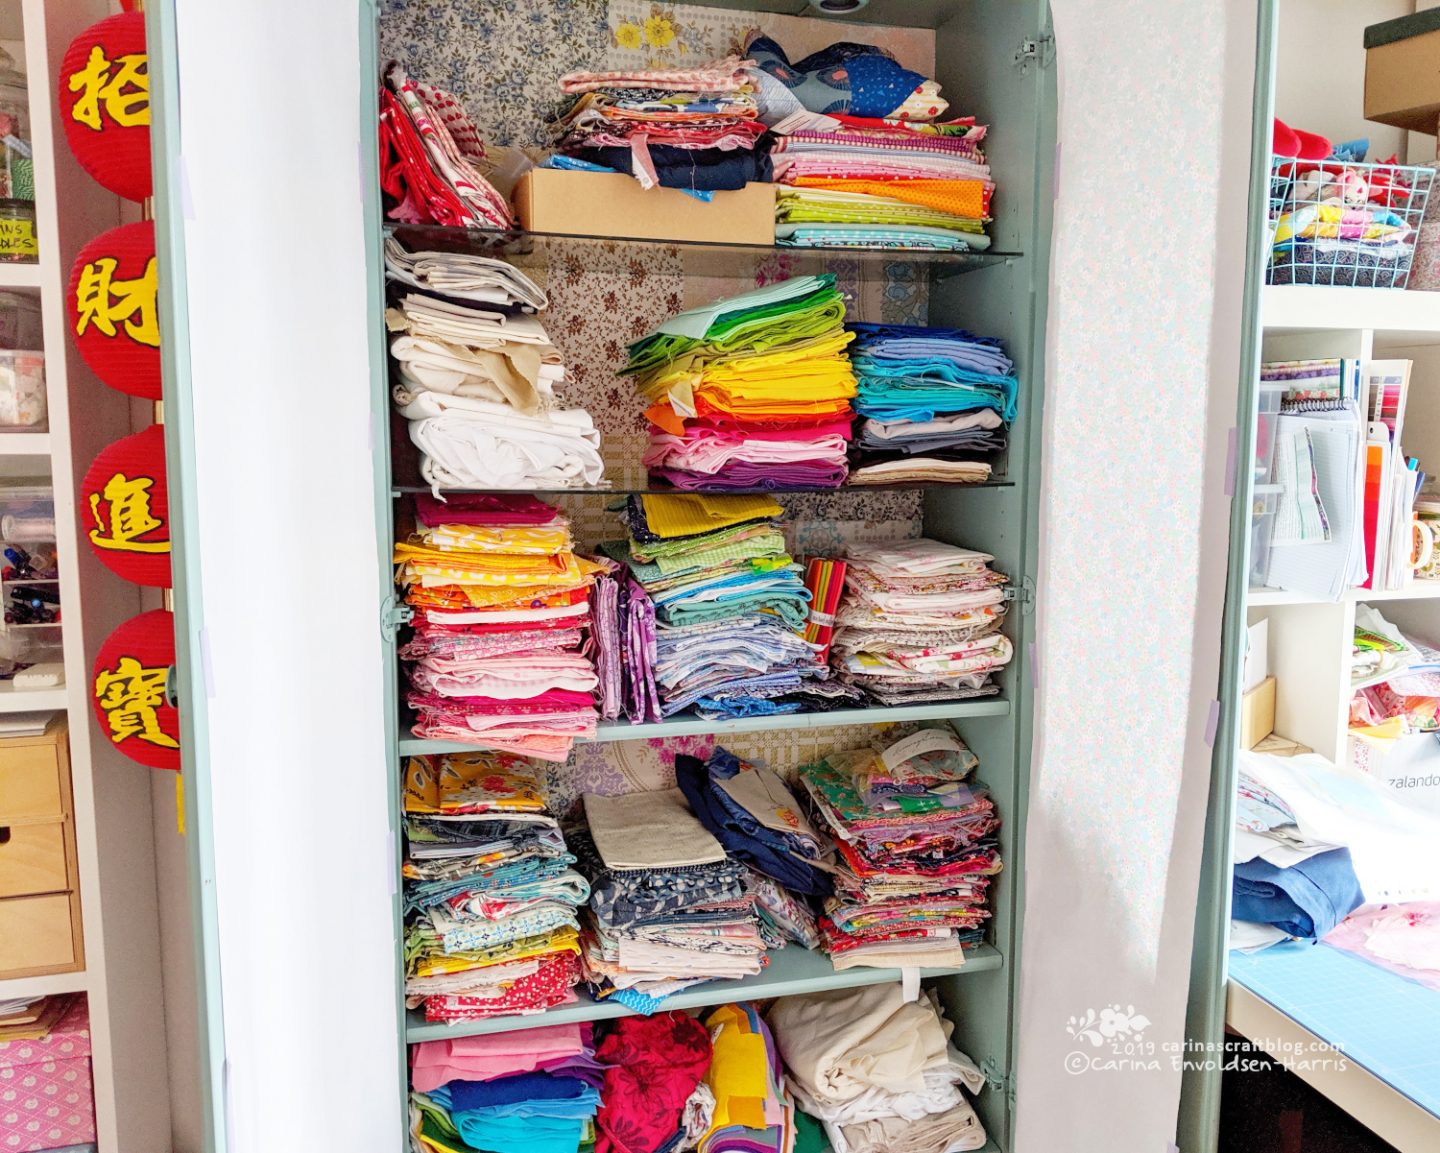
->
<box><xmin>1262</xmin><ymin>285</ymin><xmax>1440</xmax><ymax>339</ymax></box>
<box><xmin>0</xmin><ymin>682</ymin><xmax>66</xmax><ymax>713</ymax></box>
<box><xmin>1248</xmin><ymin>582</ymin><xmax>1440</xmax><ymax>607</ymax></box>
<box><xmin>398</xmin><ymin>698</ymin><xmax>1011</xmax><ymax>756</ymax></box>
<box><xmin>405</xmin><ymin>943</ymin><xmax>1003</xmax><ymax>1042</ymax></box>
<box><xmin>0</xmin><ymin>431</ymin><xmax>52</xmax><ymax>455</ymax></box>
<box><xmin>0</xmin><ymin>263</ymin><xmax>42</xmax><ymax>289</ymax></box>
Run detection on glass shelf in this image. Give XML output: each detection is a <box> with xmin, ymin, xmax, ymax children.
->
<box><xmin>385</xmin><ymin>222</ymin><xmax>1021</xmax><ymax>280</ymax></box>
<box><xmin>397</xmin><ymin>697</ymin><xmax>1009</xmax><ymax>757</ymax></box>
<box><xmin>403</xmin><ymin>942</ymin><xmax>1002</xmax><ymax>1042</ymax></box>
<box><xmin>391</xmin><ymin>479</ymin><xmax>1016</xmax><ymax>498</ymax></box>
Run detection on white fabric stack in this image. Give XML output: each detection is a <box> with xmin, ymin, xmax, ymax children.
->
<box><xmin>385</xmin><ymin>239</ymin><xmax>604</xmax><ymax>493</ymax></box>
<box><xmin>770</xmin><ymin>984</ymin><xmax>988</xmax><ymax>1153</ymax></box>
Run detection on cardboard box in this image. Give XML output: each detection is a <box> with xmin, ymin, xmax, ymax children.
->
<box><xmin>1239</xmin><ymin>676</ymin><xmax>1276</xmax><ymax>751</ymax></box>
<box><xmin>512</xmin><ymin>169</ymin><xmax>776</xmax><ymax>246</ymax></box>
<box><xmin>1365</xmin><ymin>9</ymin><xmax>1440</xmax><ymax>136</ymax></box>
<box><xmin>0</xmin><ymin>998</ymin><xmax>95</xmax><ymax>1152</ymax></box>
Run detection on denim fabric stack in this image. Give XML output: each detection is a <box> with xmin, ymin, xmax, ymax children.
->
<box><xmin>602</xmin><ymin>494</ymin><xmax>857</xmax><ymax>720</ymax></box>
<box><xmin>574</xmin><ymin>788</ymin><xmax>766</xmax><ymax>1012</ymax></box>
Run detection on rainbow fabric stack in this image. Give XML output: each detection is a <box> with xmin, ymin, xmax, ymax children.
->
<box><xmin>626</xmin><ymin>277</ymin><xmax>856</xmax><ymax>491</ymax></box>
<box><xmin>395</xmin><ymin>494</ymin><xmax>601</xmax><ymax>760</ymax></box>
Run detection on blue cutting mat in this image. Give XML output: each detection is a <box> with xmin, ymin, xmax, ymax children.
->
<box><xmin>1230</xmin><ymin>941</ymin><xmax>1440</xmax><ymax>1118</ymax></box>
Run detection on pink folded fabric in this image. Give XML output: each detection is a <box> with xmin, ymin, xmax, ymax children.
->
<box><xmin>411</xmin><ymin>1023</ymin><xmax>588</xmax><ymax>1092</ymax></box>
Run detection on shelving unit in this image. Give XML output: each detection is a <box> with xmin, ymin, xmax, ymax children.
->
<box><xmin>1187</xmin><ymin>3</ymin><xmax>1440</xmax><ymax>1148</ymax></box>
<box><xmin>0</xmin><ymin>3</ymin><xmax>176</xmax><ymax>1151</ymax></box>
<box><xmin>362</xmin><ymin>2</ymin><xmax>1055</xmax><ymax>1149</ymax></box>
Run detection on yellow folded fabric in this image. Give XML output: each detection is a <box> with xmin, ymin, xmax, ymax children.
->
<box><xmin>420</xmin><ymin>524</ymin><xmax>574</xmax><ymax>555</ymax></box>
<box><xmin>639</xmin><ymin>493</ymin><xmax>783</xmax><ymax>538</ymax></box>
<box><xmin>413</xmin><ymin>929</ymin><xmax>580</xmax><ymax>977</ymax></box>
<box><xmin>403</xmin><ymin>752</ymin><xmax>550</xmax><ymax>814</ymax></box>
<box><xmin>792</xmin><ymin>176</ymin><xmax>989</xmax><ymax>219</ymax></box>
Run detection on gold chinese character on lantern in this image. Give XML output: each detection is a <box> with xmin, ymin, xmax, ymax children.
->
<box><xmin>73</xmin><ymin>255</ymin><xmax>159</xmax><ymax>347</ymax></box>
<box><xmin>89</xmin><ymin>471</ymin><xmax>168</xmax><ymax>554</ymax></box>
<box><xmin>67</xmin><ymin>45</ymin><xmax>149</xmax><ymax>131</ymax></box>
<box><xmin>94</xmin><ymin>655</ymin><xmax>178</xmax><ymax>749</ymax></box>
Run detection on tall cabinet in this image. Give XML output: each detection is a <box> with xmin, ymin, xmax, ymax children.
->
<box><xmin>360</xmin><ymin>1</ymin><xmax>1056</xmax><ymax>1149</ymax></box>
<box><xmin>0</xmin><ymin>2</ymin><xmax>175</xmax><ymax>1150</ymax></box>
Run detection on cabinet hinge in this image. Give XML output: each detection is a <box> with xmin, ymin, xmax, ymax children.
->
<box><xmin>1002</xmin><ymin>575</ymin><xmax>1036</xmax><ymax>614</ymax></box>
<box><xmin>1014</xmin><ymin>30</ymin><xmax>1055</xmax><ymax>71</ymax></box>
<box><xmin>980</xmin><ymin>1056</ymin><xmax>1016</xmax><ymax>1105</ymax></box>
<box><xmin>380</xmin><ymin>596</ymin><xmax>413</xmax><ymax>641</ymax></box>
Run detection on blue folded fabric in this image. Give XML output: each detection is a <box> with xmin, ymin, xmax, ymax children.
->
<box><xmin>447</xmin><ymin>1072</ymin><xmax>594</xmax><ymax>1111</ymax></box>
<box><xmin>676</xmin><ymin>749</ymin><xmax>832</xmax><ymax>897</ymax></box>
<box><xmin>1232</xmin><ymin>847</ymin><xmax>1365</xmax><ymax>941</ymax></box>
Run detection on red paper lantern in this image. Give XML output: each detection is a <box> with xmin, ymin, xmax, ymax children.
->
<box><xmin>92</xmin><ymin>608</ymin><xmax>180</xmax><ymax>770</ymax></box>
<box><xmin>81</xmin><ymin>424</ymin><xmax>170</xmax><ymax>587</ymax></box>
<box><xmin>68</xmin><ymin>220</ymin><xmax>160</xmax><ymax>399</ymax></box>
<box><xmin>57</xmin><ymin>12</ymin><xmax>151</xmax><ymax>202</ymax></box>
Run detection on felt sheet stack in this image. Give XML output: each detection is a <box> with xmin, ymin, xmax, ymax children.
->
<box><xmin>799</xmin><ymin>727</ymin><xmax>1001</xmax><ymax>969</ymax></box>
<box><xmin>602</xmin><ymin>494</ymin><xmax>858</xmax><ymax>720</ymax></box>
<box><xmin>771</xmin><ymin>985</ymin><xmax>989</xmax><ymax>1153</ymax></box>
<box><xmin>744</xmin><ymin>34</ymin><xmax>994</xmax><ymax>252</ymax></box>
<box><xmin>386</xmin><ymin>239</ymin><xmax>604</xmax><ymax>493</ymax></box>
<box><xmin>625</xmin><ymin>277</ymin><xmax>857</xmax><ymax>491</ymax></box>
<box><xmin>396</xmin><ymin>494</ymin><xmax>601</xmax><ymax>760</ymax></box>
<box><xmin>847</xmin><ymin>322</ymin><xmax>1018</xmax><ymax>486</ymax></box>
<box><xmin>401</xmin><ymin>754</ymin><xmax>590</xmax><ymax>1023</ymax></box>
<box><xmin>552</xmin><ymin>57</ymin><xmax>771</xmax><ymax>192</ymax></box>
<box><xmin>575</xmin><ymin>789</ymin><xmax>768</xmax><ymax>1012</ymax></box>
<box><xmin>699</xmin><ymin>1003</ymin><xmax>797</xmax><ymax>1153</ymax></box>
<box><xmin>410</xmin><ymin>1023</ymin><xmax>604</xmax><ymax>1153</ymax></box>
<box><xmin>831</xmin><ymin>539</ymin><xmax>1013</xmax><ymax>705</ymax></box>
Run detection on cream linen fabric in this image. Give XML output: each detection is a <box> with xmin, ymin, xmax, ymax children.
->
<box><xmin>583</xmin><ymin>788</ymin><xmax>727</xmax><ymax>869</ymax></box>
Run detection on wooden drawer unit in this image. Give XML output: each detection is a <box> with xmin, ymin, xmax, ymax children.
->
<box><xmin>0</xmin><ymin>716</ymin><xmax>83</xmax><ymax>978</ymax></box>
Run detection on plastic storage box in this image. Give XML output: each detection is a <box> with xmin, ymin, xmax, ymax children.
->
<box><xmin>0</xmin><ymin>998</ymin><xmax>96</xmax><ymax>1153</ymax></box>
<box><xmin>1249</xmin><ymin>382</ymin><xmax>1285</xmax><ymax>588</ymax></box>
<box><xmin>0</xmin><ymin>351</ymin><xmax>45</xmax><ymax>429</ymax></box>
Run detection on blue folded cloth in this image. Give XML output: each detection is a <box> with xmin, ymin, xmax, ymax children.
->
<box><xmin>1232</xmin><ymin>847</ymin><xmax>1365</xmax><ymax>941</ymax></box>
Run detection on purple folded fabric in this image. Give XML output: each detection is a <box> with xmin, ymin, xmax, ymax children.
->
<box><xmin>649</xmin><ymin>459</ymin><xmax>848</xmax><ymax>491</ymax></box>
<box><xmin>590</xmin><ymin>573</ymin><xmax>623</xmax><ymax>721</ymax></box>
<box><xmin>623</xmin><ymin>578</ymin><xmax>662</xmax><ymax>723</ymax></box>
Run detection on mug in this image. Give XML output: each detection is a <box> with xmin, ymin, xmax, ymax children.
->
<box><xmin>1413</xmin><ymin>518</ymin><xmax>1439</xmax><ymax>579</ymax></box>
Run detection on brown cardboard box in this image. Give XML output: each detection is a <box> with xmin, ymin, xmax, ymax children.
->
<box><xmin>1365</xmin><ymin>10</ymin><xmax>1440</xmax><ymax>136</ymax></box>
<box><xmin>1239</xmin><ymin>676</ymin><xmax>1276</xmax><ymax>751</ymax></box>
<box><xmin>512</xmin><ymin>169</ymin><xmax>776</xmax><ymax>245</ymax></box>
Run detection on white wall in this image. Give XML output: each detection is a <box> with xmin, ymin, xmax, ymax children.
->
<box><xmin>169</xmin><ymin>1</ymin><xmax>400</xmax><ymax>1149</ymax></box>
<box><xmin>1275</xmin><ymin>0</ymin><xmax>1415</xmax><ymax>162</ymax></box>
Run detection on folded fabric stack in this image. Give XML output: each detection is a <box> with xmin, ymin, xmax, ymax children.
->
<box><xmin>676</xmin><ymin>746</ymin><xmax>833</xmax><ymax>901</ymax></box>
<box><xmin>396</xmin><ymin>494</ymin><xmax>601</xmax><ymax>759</ymax></box>
<box><xmin>771</xmin><ymin>984</ymin><xmax>989</xmax><ymax>1153</ymax></box>
<box><xmin>386</xmin><ymin>242</ymin><xmax>604</xmax><ymax>492</ymax></box>
<box><xmin>575</xmin><ymin>788</ymin><xmax>767</xmax><ymax>1012</ymax></box>
<box><xmin>603</xmin><ymin>494</ymin><xmax>858</xmax><ymax>719</ymax></box>
<box><xmin>699</xmin><ymin>1003</ymin><xmax>796</xmax><ymax>1153</ymax></box>
<box><xmin>552</xmin><ymin>57</ymin><xmax>771</xmax><ymax>192</ymax></box>
<box><xmin>411</xmin><ymin>1023</ymin><xmax>604</xmax><ymax>1153</ymax></box>
<box><xmin>831</xmin><ymin>539</ymin><xmax>1013</xmax><ymax>705</ymax></box>
<box><xmin>742</xmin><ymin>34</ymin><xmax>993</xmax><ymax>251</ymax></box>
<box><xmin>401</xmin><ymin>753</ymin><xmax>590</xmax><ymax>1023</ymax></box>
<box><xmin>847</xmin><ymin>322</ymin><xmax>1018</xmax><ymax>486</ymax></box>
<box><xmin>380</xmin><ymin>62</ymin><xmax>514</xmax><ymax>229</ymax></box>
<box><xmin>625</xmin><ymin>277</ymin><xmax>857</xmax><ymax>491</ymax></box>
<box><xmin>800</xmin><ymin>727</ymin><xmax>1000</xmax><ymax>970</ymax></box>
